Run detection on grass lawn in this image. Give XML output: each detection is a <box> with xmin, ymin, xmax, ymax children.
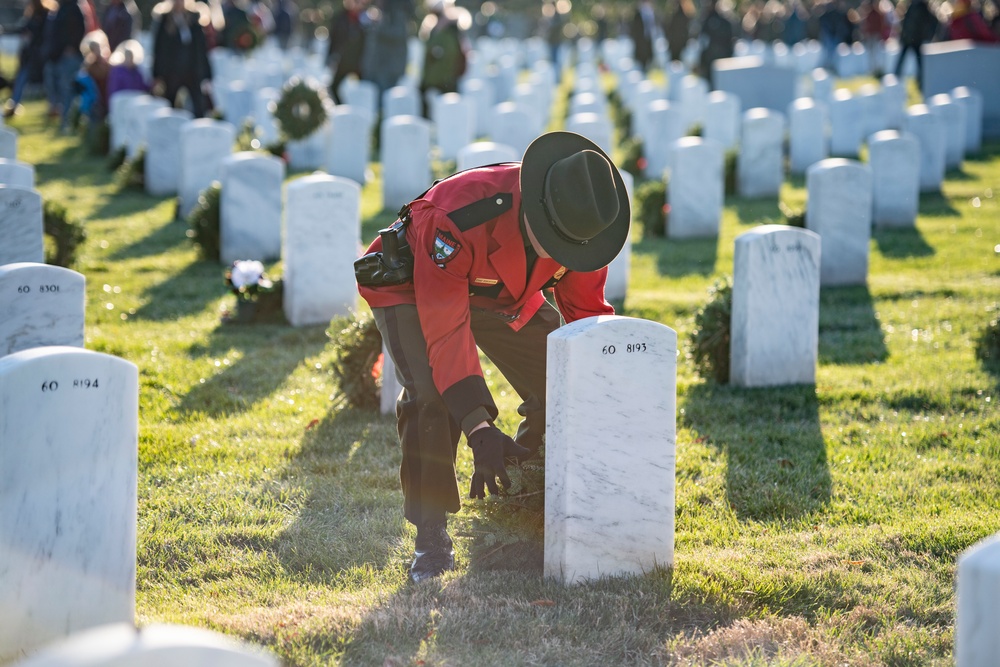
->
<box><xmin>9</xmin><ymin>74</ymin><xmax>999</xmax><ymax>666</ymax></box>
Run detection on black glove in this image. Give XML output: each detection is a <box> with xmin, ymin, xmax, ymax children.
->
<box><xmin>467</xmin><ymin>426</ymin><xmax>531</xmax><ymax>499</ymax></box>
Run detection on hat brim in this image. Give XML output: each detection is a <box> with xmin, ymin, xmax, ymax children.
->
<box><xmin>520</xmin><ymin>131</ymin><xmax>631</xmax><ymax>273</ymax></box>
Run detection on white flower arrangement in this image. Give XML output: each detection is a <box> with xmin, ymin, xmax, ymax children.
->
<box><xmin>225</xmin><ymin>260</ymin><xmax>276</xmax><ymax>301</ymax></box>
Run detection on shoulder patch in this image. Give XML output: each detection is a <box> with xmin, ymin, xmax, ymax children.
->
<box><xmin>433</xmin><ymin>229</ymin><xmax>462</xmax><ymax>265</ymax></box>
<box><xmin>447</xmin><ymin>192</ymin><xmax>513</xmax><ymax>231</ymax></box>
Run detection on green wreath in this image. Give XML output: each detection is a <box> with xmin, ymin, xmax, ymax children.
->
<box><xmin>273</xmin><ymin>78</ymin><xmax>329</xmax><ymax>142</ymax></box>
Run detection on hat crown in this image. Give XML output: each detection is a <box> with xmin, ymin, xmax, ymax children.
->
<box><xmin>541</xmin><ymin>150</ymin><xmax>621</xmax><ymax>244</ymax></box>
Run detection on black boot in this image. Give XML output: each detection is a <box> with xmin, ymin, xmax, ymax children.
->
<box><xmin>410</xmin><ymin>521</ymin><xmax>454</xmax><ymax>583</ymax></box>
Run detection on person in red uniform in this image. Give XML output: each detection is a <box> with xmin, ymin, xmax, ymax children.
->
<box><xmin>356</xmin><ymin>131</ymin><xmax>631</xmax><ymax>582</ymax></box>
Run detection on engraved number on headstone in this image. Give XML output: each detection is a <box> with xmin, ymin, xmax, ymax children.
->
<box><xmin>17</xmin><ymin>285</ymin><xmax>29</xmax><ymax>293</ymax></box>
<box><xmin>39</xmin><ymin>284</ymin><xmax>60</xmax><ymax>293</ymax></box>
<box><xmin>73</xmin><ymin>378</ymin><xmax>99</xmax><ymax>388</ymax></box>
<box><xmin>40</xmin><ymin>380</ymin><xmax>59</xmax><ymax>392</ymax></box>
<box><xmin>602</xmin><ymin>342</ymin><xmax>650</xmax><ymax>355</ymax></box>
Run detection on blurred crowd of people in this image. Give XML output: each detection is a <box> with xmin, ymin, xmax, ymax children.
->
<box><xmin>612</xmin><ymin>0</ymin><xmax>999</xmax><ymax>83</ymax></box>
<box><xmin>2</xmin><ymin>0</ymin><xmax>300</xmax><ymax>131</ymax></box>
<box><xmin>2</xmin><ymin>0</ymin><xmax>997</xmax><ymax>135</ymax></box>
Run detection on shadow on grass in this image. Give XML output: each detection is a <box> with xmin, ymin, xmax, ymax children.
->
<box><xmin>132</xmin><ymin>258</ymin><xmax>222</xmax><ymax>321</ymax></box>
<box><xmin>271</xmin><ymin>405</ymin><xmax>406</xmax><ymax>573</ymax></box>
<box><xmin>918</xmin><ymin>190</ymin><xmax>960</xmax><ymax>217</ymax></box>
<box><xmin>818</xmin><ymin>285</ymin><xmax>889</xmax><ymax>365</ymax></box>
<box><xmin>91</xmin><ymin>187</ymin><xmax>169</xmax><ymax>222</ymax></box>
<box><xmin>634</xmin><ymin>234</ymin><xmax>719</xmax><ymax>277</ymax></box>
<box><xmin>873</xmin><ymin>225</ymin><xmax>935</xmax><ymax>258</ymax></box>
<box><xmin>684</xmin><ymin>382</ymin><xmax>831</xmax><ymax>521</ymax></box>
<box><xmin>109</xmin><ymin>214</ymin><xmax>190</xmax><ymax>261</ymax></box>
<box><xmin>178</xmin><ymin>322</ymin><xmax>329</xmax><ymax>416</ymax></box>
<box><xmin>727</xmin><ymin>195</ymin><xmax>784</xmax><ymax>226</ymax></box>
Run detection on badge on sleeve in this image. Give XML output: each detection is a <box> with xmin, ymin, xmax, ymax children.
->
<box><xmin>433</xmin><ymin>229</ymin><xmax>462</xmax><ymax>265</ymax></box>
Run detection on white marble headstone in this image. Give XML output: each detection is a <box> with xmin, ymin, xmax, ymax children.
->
<box><xmin>738</xmin><ymin>108</ymin><xmax>785</xmax><ymax>198</ymax></box>
<box><xmin>564</xmin><ymin>113</ymin><xmax>613</xmax><ymax>156</ymax></box>
<box><xmin>222</xmin><ymin>81</ymin><xmax>255</xmax><ymax>127</ymax></box>
<box><xmin>545</xmin><ymin>315</ymin><xmax>676</xmax><ymax>584</ymax></box>
<box><xmin>731</xmin><ymin>225</ymin><xmax>821</xmax><ymax>387</ymax></box>
<box><xmin>955</xmin><ymin>531</ymin><xmax>1000</xmax><ymax>667</ymax></box>
<box><xmin>605</xmin><ymin>170</ymin><xmax>633</xmax><ymax>304</ymax></box>
<box><xmin>0</xmin><ymin>127</ymin><xmax>17</xmax><ymax>160</ymax></box>
<box><xmin>0</xmin><ymin>185</ymin><xmax>44</xmax><ymax>265</ymax></box>
<box><xmin>381</xmin><ymin>116</ymin><xmax>432</xmax><ymax>213</ymax></box>
<box><xmin>678</xmin><ymin>75</ymin><xmax>709</xmax><ymax>133</ymax></box>
<box><xmin>828</xmin><ymin>89</ymin><xmax>864</xmax><ymax>158</ymax></box>
<box><xmin>950</xmin><ymin>86</ymin><xmax>983</xmax><ymax>154</ymax></box>
<box><xmin>325</xmin><ymin>106</ymin><xmax>371</xmax><ymax>186</ymax></box>
<box><xmin>667</xmin><ymin>137</ymin><xmax>723</xmax><ymax>239</ymax></box>
<box><xmin>868</xmin><ymin>130</ymin><xmax>920</xmax><ymax>228</ymax></box>
<box><xmin>455</xmin><ymin>142</ymin><xmax>519</xmax><ymax>171</ymax></box>
<box><xmin>434</xmin><ymin>93</ymin><xmax>475</xmax><ymax>162</ymax></box>
<box><xmin>703</xmin><ymin>90</ymin><xmax>741</xmax><ymax>151</ymax></box>
<box><xmin>458</xmin><ymin>78</ymin><xmax>494</xmax><ymax>137</ymax></box>
<box><xmin>810</xmin><ymin>67</ymin><xmax>833</xmax><ymax>105</ymax></box>
<box><xmin>125</xmin><ymin>96</ymin><xmax>169</xmax><ymax>158</ymax></box>
<box><xmin>805</xmin><ymin>158</ymin><xmax>873</xmax><ymax>286</ymax></box>
<box><xmin>927</xmin><ymin>94</ymin><xmax>966</xmax><ymax>170</ymax></box>
<box><xmin>380</xmin><ymin>342</ymin><xmax>402</xmax><ymax>416</ymax></box>
<box><xmin>178</xmin><ymin>119</ymin><xmax>237</xmax><ymax>218</ymax></box>
<box><xmin>342</xmin><ymin>79</ymin><xmax>379</xmax><ymax>122</ymax></box>
<box><xmin>788</xmin><ymin>97</ymin><xmax>829</xmax><ymax>175</ymax></box>
<box><xmin>382</xmin><ymin>85</ymin><xmax>421</xmax><ymax>119</ymax></box>
<box><xmin>282</xmin><ymin>174</ymin><xmax>360</xmax><ymax>326</ymax></box>
<box><xmin>219</xmin><ymin>152</ymin><xmax>285</xmax><ymax>265</ymax></box>
<box><xmin>880</xmin><ymin>74</ymin><xmax>907</xmax><ymax>130</ymax></box>
<box><xmin>0</xmin><ymin>347</ymin><xmax>138</xmax><ymax>662</ymax></box>
<box><xmin>108</xmin><ymin>91</ymin><xmax>145</xmax><ymax>151</ymax></box>
<box><xmin>491</xmin><ymin>102</ymin><xmax>538</xmax><ymax>156</ymax></box>
<box><xmin>644</xmin><ymin>100</ymin><xmax>683</xmax><ymax>180</ymax></box>
<box><xmin>144</xmin><ymin>109</ymin><xmax>194</xmax><ymax>196</ymax></box>
<box><xmin>0</xmin><ymin>263</ymin><xmax>85</xmax><ymax>357</ymax></box>
<box><xmin>857</xmin><ymin>84</ymin><xmax>888</xmax><ymax>137</ymax></box>
<box><xmin>0</xmin><ymin>158</ymin><xmax>34</xmax><ymax>189</ymax></box>
<box><xmin>9</xmin><ymin>622</ymin><xmax>278</xmax><ymax>667</ymax></box>
<box><xmin>902</xmin><ymin>105</ymin><xmax>946</xmax><ymax>193</ymax></box>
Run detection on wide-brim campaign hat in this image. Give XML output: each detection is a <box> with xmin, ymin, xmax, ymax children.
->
<box><xmin>520</xmin><ymin>131</ymin><xmax>631</xmax><ymax>273</ymax></box>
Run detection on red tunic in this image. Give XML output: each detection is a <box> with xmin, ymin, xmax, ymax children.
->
<box><xmin>359</xmin><ymin>163</ymin><xmax>614</xmax><ymax>405</ymax></box>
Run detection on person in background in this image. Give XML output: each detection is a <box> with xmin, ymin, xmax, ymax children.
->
<box><xmin>45</xmin><ymin>0</ymin><xmax>86</xmax><ymax>131</ymax></box>
<box><xmin>947</xmin><ymin>0</ymin><xmax>1000</xmax><ymax>41</ymax></box>
<box><xmin>361</xmin><ymin>0</ymin><xmax>414</xmax><ymax>99</ymax></box>
<box><xmin>418</xmin><ymin>0</ymin><xmax>467</xmax><ymax>116</ymax></box>
<box><xmin>782</xmin><ymin>0</ymin><xmax>809</xmax><ymax>45</ymax></box>
<box><xmin>894</xmin><ymin>0</ymin><xmax>939</xmax><ymax>92</ymax></box>
<box><xmin>219</xmin><ymin>0</ymin><xmax>254</xmax><ymax>51</ymax></box>
<box><xmin>79</xmin><ymin>29</ymin><xmax>110</xmax><ymax>120</ymax></box>
<box><xmin>818</xmin><ymin>0</ymin><xmax>854</xmax><ymax>70</ymax></box>
<box><xmin>859</xmin><ymin>0</ymin><xmax>890</xmax><ymax>74</ymax></box>
<box><xmin>327</xmin><ymin>0</ymin><xmax>369</xmax><ymax>104</ymax></box>
<box><xmin>696</xmin><ymin>0</ymin><xmax>736</xmax><ymax>87</ymax></box>
<box><xmin>663</xmin><ymin>0</ymin><xmax>694</xmax><ymax>63</ymax></box>
<box><xmin>106</xmin><ymin>38</ymin><xmax>149</xmax><ymax>100</ymax></box>
<box><xmin>629</xmin><ymin>0</ymin><xmax>657</xmax><ymax>71</ymax></box>
<box><xmin>101</xmin><ymin>0</ymin><xmax>139</xmax><ymax>52</ymax></box>
<box><xmin>355</xmin><ymin>131</ymin><xmax>631</xmax><ymax>583</ymax></box>
<box><xmin>150</xmin><ymin>0</ymin><xmax>213</xmax><ymax>117</ymax></box>
<box><xmin>271</xmin><ymin>0</ymin><xmax>297</xmax><ymax>49</ymax></box>
<box><xmin>5</xmin><ymin>0</ymin><xmax>55</xmax><ymax>118</ymax></box>
<box><xmin>81</xmin><ymin>0</ymin><xmax>98</xmax><ymax>32</ymax></box>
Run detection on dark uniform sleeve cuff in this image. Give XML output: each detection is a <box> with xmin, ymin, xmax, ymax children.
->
<box><xmin>442</xmin><ymin>376</ymin><xmax>498</xmax><ymax>436</ymax></box>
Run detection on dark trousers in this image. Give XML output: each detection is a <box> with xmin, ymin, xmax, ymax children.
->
<box><xmin>372</xmin><ymin>302</ymin><xmax>560</xmax><ymax>527</ymax></box>
<box><xmin>894</xmin><ymin>43</ymin><xmax>924</xmax><ymax>91</ymax></box>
